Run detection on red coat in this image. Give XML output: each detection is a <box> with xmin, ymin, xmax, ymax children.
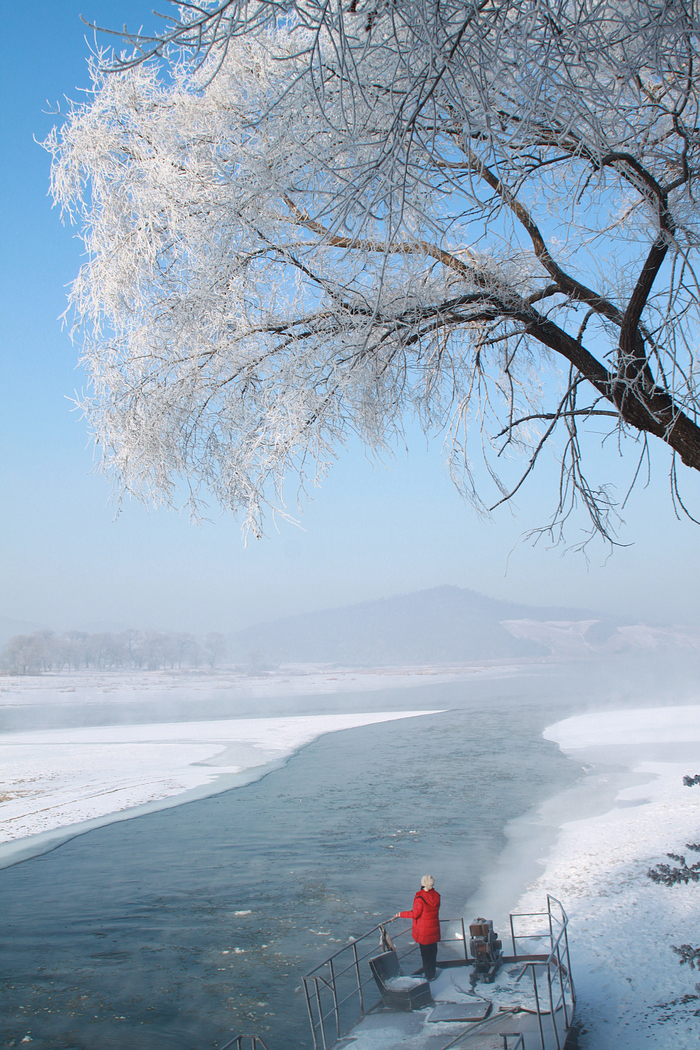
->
<box><xmin>400</xmin><ymin>888</ymin><xmax>441</xmax><ymax>944</ymax></box>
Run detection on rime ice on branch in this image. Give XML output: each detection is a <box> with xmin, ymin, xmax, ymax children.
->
<box><xmin>47</xmin><ymin>1</ymin><xmax>700</xmax><ymax>541</ymax></box>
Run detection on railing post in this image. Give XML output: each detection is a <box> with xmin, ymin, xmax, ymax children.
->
<box><xmin>545</xmin><ymin>896</ymin><xmax>563</xmax><ymax>1050</ymax></box>
<box><xmin>546</xmin><ymin>896</ymin><xmax>556</xmax><ymax>954</ymax></box>
<box><xmin>510</xmin><ymin>912</ymin><xmax>517</xmax><ymax>957</ymax></box>
<box><xmin>303</xmin><ymin>978</ymin><xmax>320</xmax><ymax>1050</ymax></box>
<box><xmin>546</xmin><ymin>956</ymin><xmax>561</xmax><ymax>1050</ymax></box>
<box><xmin>460</xmin><ymin>917</ymin><xmax>468</xmax><ymax>962</ymax></box>
<box><xmin>563</xmin><ymin>920</ymin><xmax>576</xmax><ymax>1007</ymax></box>
<box><xmin>352</xmin><ymin>940</ymin><xmax>365</xmax><ymax>1018</ymax></box>
<box><xmin>314</xmin><ymin>976</ymin><xmax>328</xmax><ymax>1050</ymax></box>
<box><xmin>329</xmin><ymin>956</ymin><xmax>341</xmax><ymax>1040</ymax></box>
<box><xmin>531</xmin><ymin>965</ymin><xmax>546</xmax><ymax>1050</ymax></box>
<box><xmin>556</xmin><ymin>939</ymin><xmax>569</xmax><ymax>1030</ymax></box>
<box><xmin>217</xmin><ymin>1036</ymin><xmax>244</xmax><ymax>1050</ymax></box>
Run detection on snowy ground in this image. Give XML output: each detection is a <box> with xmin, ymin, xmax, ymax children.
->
<box><xmin>0</xmin><ymin>710</ymin><xmax>442</xmax><ymax>842</ymax></box>
<box><xmin>0</xmin><ymin>662</ymin><xmax>515</xmax><ymax>711</ymax></box>
<box><xmin>0</xmin><ymin>662</ymin><xmax>523</xmax><ymax>867</ymax></box>
<box><xmin>512</xmin><ymin>705</ymin><xmax>700</xmax><ymax>1050</ymax></box>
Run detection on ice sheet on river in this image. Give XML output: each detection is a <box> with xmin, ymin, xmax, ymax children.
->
<box><xmin>0</xmin><ymin>709</ymin><xmax>438</xmax><ymax>844</ymax></box>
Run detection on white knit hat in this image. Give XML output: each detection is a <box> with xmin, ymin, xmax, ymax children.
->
<box><xmin>421</xmin><ymin>874</ymin><xmax>435</xmax><ymax>889</ymax></box>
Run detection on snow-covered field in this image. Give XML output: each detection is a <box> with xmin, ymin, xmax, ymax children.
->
<box><xmin>0</xmin><ymin>663</ymin><xmax>518</xmax><ymax>866</ymax></box>
<box><xmin>0</xmin><ymin>662</ymin><xmax>510</xmax><ymax>710</ymax></box>
<box><xmin>515</xmin><ymin>706</ymin><xmax>700</xmax><ymax>1050</ymax></box>
<box><xmin>0</xmin><ymin>708</ymin><xmax>439</xmax><ymax>865</ymax></box>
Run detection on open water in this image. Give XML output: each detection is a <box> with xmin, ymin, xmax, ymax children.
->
<box><xmin>0</xmin><ymin>676</ymin><xmax>584</xmax><ymax>1050</ymax></box>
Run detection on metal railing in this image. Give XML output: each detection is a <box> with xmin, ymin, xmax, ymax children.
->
<box><xmin>507</xmin><ymin>896</ymin><xmax>576</xmax><ymax>1050</ymax></box>
<box><xmin>220</xmin><ymin>1036</ymin><xmax>271</xmax><ymax>1050</ymax></box>
<box><xmin>303</xmin><ymin>916</ymin><xmax>468</xmax><ymax>1050</ymax></box>
<box><xmin>304</xmin><ymin>896</ymin><xmax>574</xmax><ymax>1050</ymax></box>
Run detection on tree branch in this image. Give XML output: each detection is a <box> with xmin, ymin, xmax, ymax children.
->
<box><xmin>460</xmin><ymin>147</ymin><xmax>625</xmax><ymax>326</ymax></box>
<box><xmin>493</xmin><ymin>407</ymin><xmax>619</xmax><ymax>440</ymax></box>
<box><xmin>282</xmin><ymin>193</ymin><xmax>481</xmax><ymax>281</ymax></box>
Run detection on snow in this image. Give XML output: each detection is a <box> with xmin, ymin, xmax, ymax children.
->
<box><xmin>430</xmin><ymin>965</ymin><xmax>542</xmax><ymax>1013</ymax></box>
<box><xmin>385</xmin><ymin>976</ymin><xmax>429</xmax><ymax>990</ymax></box>
<box><xmin>544</xmin><ymin>704</ymin><xmax>700</xmax><ymax>748</ymax></box>
<box><xmin>514</xmin><ymin>704</ymin><xmax>700</xmax><ymax>1049</ymax></box>
<box><xmin>0</xmin><ymin>707</ymin><xmax>439</xmax><ymax>864</ymax></box>
<box><xmin>501</xmin><ymin>620</ymin><xmax>700</xmax><ymax>659</ymax></box>
<box><xmin>0</xmin><ymin>663</ymin><xmax>518</xmax><ymax>709</ymax></box>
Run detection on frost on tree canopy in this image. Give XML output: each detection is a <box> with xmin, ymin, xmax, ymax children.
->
<box><xmin>46</xmin><ymin>1</ymin><xmax>700</xmax><ymax>542</ymax></box>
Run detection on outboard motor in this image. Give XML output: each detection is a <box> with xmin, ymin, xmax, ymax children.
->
<box><xmin>469</xmin><ymin>917</ymin><xmax>503</xmax><ymax>982</ymax></box>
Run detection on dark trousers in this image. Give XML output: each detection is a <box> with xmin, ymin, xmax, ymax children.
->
<box><xmin>419</xmin><ymin>942</ymin><xmax>438</xmax><ymax>980</ymax></box>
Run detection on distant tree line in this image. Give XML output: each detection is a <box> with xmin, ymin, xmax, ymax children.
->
<box><xmin>1</xmin><ymin>629</ymin><xmax>228</xmax><ymax>674</ymax></box>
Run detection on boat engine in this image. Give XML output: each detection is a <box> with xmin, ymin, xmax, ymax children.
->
<box><xmin>469</xmin><ymin>918</ymin><xmax>503</xmax><ymax>982</ymax></box>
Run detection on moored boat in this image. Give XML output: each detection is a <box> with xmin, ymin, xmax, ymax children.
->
<box><xmin>301</xmin><ymin>895</ymin><xmax>576</xmax><ymax>1050</ymax></box>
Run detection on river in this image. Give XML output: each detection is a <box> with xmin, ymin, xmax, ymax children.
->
<box><xmin>0</xmin><ymin>672</ymin><xmax>586</xmax><ymax>1049</ymax></box>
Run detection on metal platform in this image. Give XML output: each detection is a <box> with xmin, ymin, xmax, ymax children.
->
<box><xmin>428</xmin><ymin>1002</ymin><xmax>492</xmax><ymax>1023</ymax></box>
<box><xmin>302</xmin><ymin>896</ymin><xmax>576</xmax><ymax>1050</ymax></box>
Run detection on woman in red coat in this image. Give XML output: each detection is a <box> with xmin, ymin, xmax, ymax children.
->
<box><xmin>395</xmin><ymin>874</ymin><xmax>441</xmax><ymax>980</ymax></box>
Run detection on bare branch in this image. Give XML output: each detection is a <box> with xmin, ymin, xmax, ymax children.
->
<box><xmin>493</xmin><ymin>408</ymin><xmax>619</xmax><ymax>441</ymax></box>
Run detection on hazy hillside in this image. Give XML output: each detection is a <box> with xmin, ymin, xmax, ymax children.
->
<box><xmin>230</xmin><ymin>585</ymin><xmax>700</xmax><ymax>668</ymax></box>
<box><xmin>227</xmin><ymin>585</ymin><xmax>599</xmax><ymax>666</ymax></box>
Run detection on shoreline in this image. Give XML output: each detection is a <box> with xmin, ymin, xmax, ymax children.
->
<box><xmin>0</xmin><ymin>659</ymin><xmax>560</xmax><ymax>870</ymax></box>
<box><xmin>462</xmin><ymin>755</ymin><xmax>655</xmax><ymax>935</ymax></box>
<box><xmin>0</xmin><ymin>709</ymin><xmax>441</xmax><ymax>869</ymax></box>
<box><xmin>0</xmin><ymin>754</ymin><xmax>292</xmax><ymax>871</ymax></box>
<box><xmin>491</xmin><ymin>705</ymin><xmax>700</xmax><ymax>1050</ymax></box>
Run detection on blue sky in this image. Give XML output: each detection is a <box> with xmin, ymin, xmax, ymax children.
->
<box><xmin>1</xmin><ymin>1</ymin><xmax>699</xmax><ymax>634</ymax></box>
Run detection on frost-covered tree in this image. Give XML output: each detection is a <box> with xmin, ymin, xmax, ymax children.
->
<box><xmin>47</xmin><ymin>0</ymin><xmax>700</xmax><ymax>541</ymax></box>
<box><xmin>648</xmin><ymin>841</ymin><xmax>700</xmax><ymax>886</ymax></box>
<box><xmin>204</xmin><ymin>631</ymin><xmax>228</xmax><ymax>668</ymax></box>
<box><xmin>648</xmin><ymin>774</ymin><xmax>700</xmax><ymax>978</ymax></box>
<box><xmin>0</xmin><ymin>628</ymin><xmax>211</xmax><ymax>673</ymax></box>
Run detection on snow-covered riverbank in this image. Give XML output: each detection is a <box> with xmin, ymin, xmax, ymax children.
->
<box><xmin>0</xmin><ymin>662</ymin><xmax>516</xmax><ymax>711</ymax></box>
<box><xmin>0</xmin><ymin>662</ymin><xmax>530</xmax><ymax>867</ymax></box>
<box><xmin>0</xmin><ymin>708</ymin><xmax>440</xmax><ymax>866</ymax></box>
<box><xmin>513</xmin><ymin>705</ymin><xmax>700</xmax><ymax>1050</ymax></box>
<box><xmin>0</xmin><ymin>662</ymin><xmax>532</xmax><ymax>866</ymax></box>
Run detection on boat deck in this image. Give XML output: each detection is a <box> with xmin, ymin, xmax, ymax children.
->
<box><xmin>337</xmin><ymin>974</ymin><xmax>571</xmax><ymax>1050</ymax></box>
<box><xmin>302</xmin><ymin>897</ymin><xmax>575</xmax><ymax>1050</ymax></box>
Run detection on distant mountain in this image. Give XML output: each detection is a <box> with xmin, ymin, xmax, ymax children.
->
<box><xmin>502</xmin><ymin>617</ymin><xmax>700</xmax><ymax>660</ymax></box>
<box><xmin>228</xmin><ymin>585</ymin><xmax>609</xmax><ymax>667</ymax></box>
